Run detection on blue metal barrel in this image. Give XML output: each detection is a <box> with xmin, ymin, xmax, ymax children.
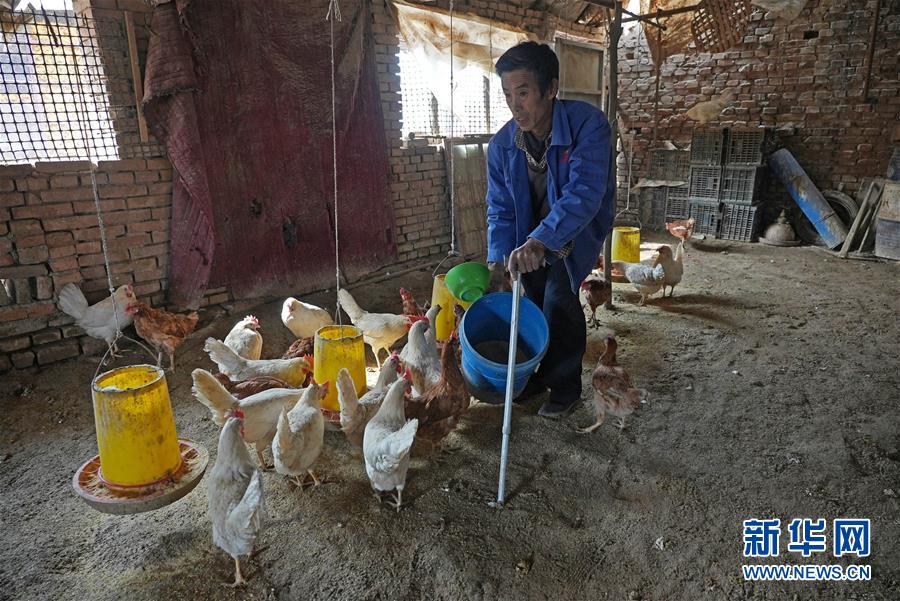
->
<box><xmin>769</xmin><ymin>149</ymin><xmax>848</xmax><ymax>249</ymax></box>
<box><xmin>458</xmin><ymin>292</ymin><xmax>549</xmax><ymax>404</ymax></box>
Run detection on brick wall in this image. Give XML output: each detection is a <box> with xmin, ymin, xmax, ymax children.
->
<box><xmin>0</xmin><ymin>158</ymin><xmax>236</xmax><ymax>371</ymax></box>
<box><xmin>617</xmin><ymin>0</ymin><xmax>899</xmax><ymax>209</ymax></box>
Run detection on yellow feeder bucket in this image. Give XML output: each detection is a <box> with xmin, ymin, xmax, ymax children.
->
<box><xmin>314</xmin><ymin>325</ymin><xmax>366</xmax><ymax>412</ymax></box>
<box><xmin>611</xmin><ymin>226</ymin><xmax>641</xmax><ymax>263</ymax></box>
<box><xmin>92</xmin><ymin>365</ymin><xmax>182</xmax><ymax>489</ymax></box>
<box><xmin>431</xmin><ymin>274</ymin><xmax>459</xmax><ymax>342</ymax></box>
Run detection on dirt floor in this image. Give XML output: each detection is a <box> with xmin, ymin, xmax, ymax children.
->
<box><xmin>2</xmin><ymin>232</ymin><xmax>899</xmax><ymax>601</ymax></box>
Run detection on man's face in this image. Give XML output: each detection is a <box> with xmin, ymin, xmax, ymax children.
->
<box><xmin>500</xmin><ymin>68</ymin><xmax>558</xmax><ymax>136</ymax></box>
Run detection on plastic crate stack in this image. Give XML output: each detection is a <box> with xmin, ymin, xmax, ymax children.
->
<box><xmin>645</xmin><ymin>148</ymin><xmax>691</xmax><ymax>227</ymax></box>
<box><xmin>685</xmin><ymin>128</ymin><xmax>767</xmax><ymax>241</ymax></box>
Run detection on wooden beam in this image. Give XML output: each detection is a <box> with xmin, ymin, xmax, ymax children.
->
<box><xmin>621</xmin><ymin>3</ymin><xmax>700</xmax><ymax>22</ymax></box>
<box><xmin>603</xmin><ymin>0</ymin><xmax>621</xmax><ymax>310</ymax></box>
<box><xmin>124</xmin><ymin>11</ymin><xmax>148</xmax><ymax>143</ymax></box>
<box><xmin>861</xmin><ymin>0</ymin><xmax>882</xmax><ymax>101</ymax></box>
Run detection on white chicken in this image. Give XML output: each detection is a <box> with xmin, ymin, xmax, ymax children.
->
<box><xmin>192</xmin><ymin>368</ymin><xmax>305</xmax><ymax>468</ymax></box>
<box><xmin>281</xmin><ymin>297</ymin><xmax>333</xmax><ymax>338</ymax></box>
<box><xmin>57</xmin><ymin>283</ymin><xmax>135</xmax><ymax>355</ymax></box>
<box><xmin>224</xmin><ymin>315</ymin><xmax>263</xmax><ymax>360</ymax></box>
<box><xmin>399</xmin><ymin>318</ymin><xmax>441</xmax><ymax>396</ymax></box>
<box><xmin>336</xmin><ymin>353</ymin><xmax>403</xmax><ymax>446</ymax></box>
<box><xmin>205</xmin><ymin>337</ymin><xmax>310</xmax><ymax>387</ymax></box>
<box><xmin>338</xmin><ymin>288</ymin><xmax>417</xmax><ymax>368</ymax></box>
<box><xmin>273</xmin><ymin>381</ymin><xmax>327</xmax><ymax>488</ymax></box>
<box><xmin>611</xmin><ymin>260</ymin><xmax>666</xmax><ymax>305</ymax></box>
<box><xmin>655</xmin><ymin>244</ymin><xmax>684</xmax><ymax>297</ymax></box>
<box><xmin>207</xmin><ymin>415</ymin><xmax>265</xmax><ymax>587</ymax></box>
<box><xmin>363</xmin><ymin>377</ymin><xmax>419</xmax><ymax>512</ymax></box>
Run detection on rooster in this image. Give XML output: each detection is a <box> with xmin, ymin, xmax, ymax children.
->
<box><xmin>338</xmin><ymin>288</ymin><xmax>421</xmax><ymax>368</ymax></box>
<box><xmin>580</xmin><ymin>277</ymin><xmax>612</xmax><ymax>327</ymax></box>
<box><xmin>363</xmin><ymin>378</ymin><xmax>419</xmax><ymax>512</ymax></box>
<box><xmin>281</xmin><ymin>297</ymin><xmax>333</xmax><ymax>338</ymax></box>
<box><xmin>213</xmin><ymin>373</ymin><xmax>295</xmax><ymax>399</ymax></box>
<box><xmin>336</xmin><ymin>354</ymin><xmax>403</xmax><ymax>446</ymax></box>
<box><xmin>224</xmin><ymin>316</ymin><xmax>263</xmax><ymax>361</ymax></box>
<box><xmin>399</xmin><ymin>318</ymin><xmax>441</xmax><ymax>396</ymax></box>
<box><xmin>205</xmin><ymin>338</ymin><xmax>310</xmax><ymax>387</ymax></box>
<box><xmin>56</xmin><ymin>283</ymin><xmax>135</xmax><ymax>355</ymax></box>
<box><xmin>192</xmin><ymin>368</ymin><xmax>306</xmax><ymax>469</ymax></box>
<box><xmin>399</xmin><ymin>287</ymin><xmax>425</xmax><ymax>317</ymax></box>
<box><xmin>579</xmin><ymin>335</ymin><xmax>646</xmax><ymax>433</ymax></box>
<box><xmin>207</xmin><ymin>414</ymin><xmax>265</xmax><ymax>587</ymax></box>
<box><xmin>665</xmin><ymin>218</ymin><xmax>695</xmax><ymax>243</ymax></box>
<box><xmin>273</xmin><ymin>381</ymin><xmax>327</xmax><ymax>489</ymax></box>
<box><xmin>404</xmin><ymin>337</ymin><xmax>469</xmax><ymax>449</ymax></box>
<box><xmin>127</xmin><ymin>300</ymin><xmax>198</xmax><ymax>370</ymax></box>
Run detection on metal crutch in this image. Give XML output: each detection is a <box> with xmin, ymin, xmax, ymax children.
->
<box><xmin>496</xmin><ymin>272</ymin><xmax>522</xmax><ymax>507</ymax></box>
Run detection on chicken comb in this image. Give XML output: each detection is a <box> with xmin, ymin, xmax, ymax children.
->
<box><xmin>399</xmin><ymin>287</ymin><xmax>411</xmax><ymax>297</ymax></box>
<box><xmin>246</xmin><ymin>315</ymin><xmax>259</xmax><ymax>325</ymax></box>
<box><xmin>301</xmin><ymin>354</ymin><xmax>314</xmax><ymax>369</ymax></box>
<box><xmin>226</xmin><ymin>408</ymin><xmax>245</xmax><ymax>420</ymax></box>
<box><xmin>402</xmin><ymin>368</ymin><xmax>412</xmax><ymax>382</ymax></box>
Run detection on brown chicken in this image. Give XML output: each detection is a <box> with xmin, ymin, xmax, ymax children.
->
<box><xmin>399</xmin><ymin>287</ymin><xmax>425</xmax><ymax>317</ymax></box>
<box><xmin>665</xmin><ymin>217</ymin><xmax>695</xmax><ymax>243</ymax></box>
<box><xmin>282</xmin><ymin>336</ymin><xmax>314</xmax><ymax>360</ymax></box>
<box><xmin>127</xmin><ymin>300</ymin><xmax>198</xmax><ymax>370</ymax></box>
<box><xmin>579</xmin><ymin>335</ymin><xmax>645</xmax><ymax>434</ymax></box>
<box><xmin>213</xmin><ymin>373</ymin><xmax>296</xmax><ymax>399</ymax></box>
<box><xmin>403</xmin><ymin>337</ymin><xmax>469</xmax><ymax>449</ymax></box>
<box><xmin>580</xmin><ymin>277</ymin><xmax>612</xmax><ymax>327</ymax></box>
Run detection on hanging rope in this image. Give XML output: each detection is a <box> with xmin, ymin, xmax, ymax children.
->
<box><xmin>326</xmin><ymin>0</ymin><xmax>343</xmax><ymax>326</ymax></box>
<box><xmin>68</xmin><ymin>17</ymin><xmax>156</xmax><ymax>369</ymax></box>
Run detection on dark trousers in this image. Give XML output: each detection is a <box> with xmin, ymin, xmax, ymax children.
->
<box><xmin>521</xmin><ymin>258</ymin><xmax>585</xmax><ymax>404</ymax></box>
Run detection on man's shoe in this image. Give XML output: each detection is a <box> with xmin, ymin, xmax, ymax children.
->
<box><xmin>538</xmin><ymin>397</ymin><xmax>581</xmax><ymax>418</ymax></box>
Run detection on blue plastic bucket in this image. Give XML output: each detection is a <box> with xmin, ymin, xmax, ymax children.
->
<box><xmin>458</xmin><ymin>292</ymin><xmax>549</xmax><ymax>403</ymax></box>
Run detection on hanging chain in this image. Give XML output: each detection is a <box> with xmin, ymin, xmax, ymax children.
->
<box><xmin>327</xmin><ymin>0</ymin><xmax>343</xmax><ymax>326</ymax></box>
<box><xmin>447</xmin><ymin>0</ymin><xmax>458</xmax><ymax>258</ymax></box>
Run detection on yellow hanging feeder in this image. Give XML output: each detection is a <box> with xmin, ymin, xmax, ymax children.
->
<box><xmin>313</xmin><ymin>325</ymin><xmax>366</xmax><ymax>415</ymax></box>
<box><xmin>611</xmin><ymin>226</ymin><xmax>641</xmax><ymax>263</ymax></box>
<box><xmin>73</xmin><ymin>364</ymin><xmax>208</xmax><ymax>515</ymax></box>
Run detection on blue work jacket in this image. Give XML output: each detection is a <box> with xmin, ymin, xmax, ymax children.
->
<box><xmin>486</xmin><ymin>99</ymin><xmax>615</xmax><ymax>293</ymax></box>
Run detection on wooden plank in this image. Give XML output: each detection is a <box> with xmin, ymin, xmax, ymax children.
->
<box><xmin>839</xmin><ymin>180</ymin><xmax>881</xmax><ymax>258</ymax></box>
<box><xmin>124</xmin><ymin>11</ymin><xmax>148</xmax><ymax>143</ymax></box>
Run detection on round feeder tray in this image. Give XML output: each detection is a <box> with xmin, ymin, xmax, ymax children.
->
<box><xmin>73</xmin><ymin>439</ymin><xmax>208</xmax><ymax>515</ymax></box>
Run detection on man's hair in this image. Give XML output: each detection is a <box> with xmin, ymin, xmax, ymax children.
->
<box><xmin>495</xmin><ymin>42</ymin><xmax>559</xmax><ymax>97</ymax></box>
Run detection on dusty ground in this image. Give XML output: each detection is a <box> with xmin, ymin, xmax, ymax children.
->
<box><xmin>2</xmin><ymin>232</ymin><xmax>899</xmax><ymax>601</ymax></box>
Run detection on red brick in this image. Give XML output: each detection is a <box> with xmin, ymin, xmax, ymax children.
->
<box><xmin>35</xmin><ymin>340</ymin><xmax>80</xmax><ymax>365</ymax></box>
<box><xmin>62</xmin><ymin>324</ymin><xmax>85</xmax><ymax>338</ymax></box>
<box><xmin>49</xmin><ymin>245</ymin><xmax>76</xmax><ymax>259</ymax></box>
<box><xmin>16</xmin><ymin>177</ymin><xmax>49</xmax><ymax>192</ymax></box>
<box><xmin>33</xmin><ymin>161</ymin><xmax>92</xmax><ymax>173</ymax></box>
<box><xmin>129</xmin><ymin>243</ymin><xmax>168</xmax><ymax>259</ymax></box>
<box><xmin>108</xmin><ymin>172</ymin><xmax>135</xmax><ymax>185</ymax></box>
<box><xmin>32</xmin><ymin>330</ymin><xmax>62</xmax><ymax>345</ymax></box>
<box><xmin>78</xmin><ymin>250</ymin><xmax>128</xmax><ymax>267</ymax></box>
<box><xmin>126</xmin><ymin>195</ymin><xmax>170</xmax><ymax>209</ymax></box>
<box><xmin>14</xmin><ymin>233</ymin><xmax>46</xmax><ymax>248</ymax></box>
<box><xmin>11</xmin><ymin>351</ymin><xmax>35</xmax><ymax>369</ymax></box>
<box><xmin>98</xmin><ymin>184</ymin><xmax>148</xmax><ymax>199</ymax></box>
<box><xmin>151</xmin><ymin>207</ymin><xmax>171</xmax><ymax>220</ymax></box>
<box><xmin>151</xmin><ymin>230</ymin><xmax>171</xmax><ymax>243</ymax></box>
<box><xmin>128</xmin><ymin>220</ymin><xmax>168</xmax><ymax>233</ymax></box>
<box><xmin>71</xmin><ymin>198</ymin><xmax>127</xmax><ymax>215</ymax></box>
<box><xmin>46</xmin><ymin>231</ymin><xmax>75</xmax><ymax>247</ymax></box>
<box><xmin>11</xmin><ymin>202</ymin><xmax>74</xmax><ymax>220</ymax></box>
<box><xmin>44</xmin><ymin>215</ymin><xmax>100</xmax><ymax>231</ymax></box>
<box><xmin>145</xmin><ymin>158</ymin><xmax>171</xmax><ymax>170</ymax></box>
<box><xmin>17</xmin><ymin>245</ymin><xmax>49</xmax><ymax>264</ymax></box>
<box><xmin>40</xmin><ymin>187</ymin><xmax>96</xmax><ymax>203</ymax></box>
<box><xmin>102</xmin><ymin>209</ymin><xmax>152</xmax><ymax>225</ymax></box>
<box><xmin>35</xmin><ymin>276</ymin><xmax>53</xmax><ymax>300</ymax></box>
<box><xmin>147</xmin><ymin>182</ymin><xmax>172</xmax><ymax>195</ymax></box>
<box><xmin>0</xmin><ymin>336</ymin><xmax>31</xmax><ymax>352</ymax></box>
<box><xmin>0</xmin><ymin>306</ymin><xmax>28</xmax><ymax>322</ymax></box>
<box><xmin>10</xmin><ymin>220</ymin><xmax>43</xmax><ymax>236</ymax></box>
<box><xmin>133</xmin><ymin>171</ymin><xmax>160</xmax><ymax>184</ymax></box>
<box><xmin>0</xmin><ymin>178</ymin><xmax>13</xmax><ymax>193</ymax></box>
<box><xmin>51</xmin><ymin>271</ymin><xmax>83</xmax><ymax>289</ymax></box>
<box><xmin>50</xmin><ymin>175</ymin><xmax>80</xmax><ymax>188</ymax></box>
<box><xmin>97</xmin><ymin>159</ymin><xmax>146</xmax><ymax>172</ymax></box>
<box><xmin>0</xmin><ymin>192</ymin><xmax>25</xmax><ymax>207</ymax></box>
<box><xmin>49</xmin><ymin>256</ymin><xmax>80</xmax><ymax>272</ymax></box>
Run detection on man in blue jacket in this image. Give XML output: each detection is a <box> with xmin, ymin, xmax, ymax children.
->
<box><xmin>486</xmin><ymin>41</ymin><xmax>615</xmax><ymax>418</ymax></box>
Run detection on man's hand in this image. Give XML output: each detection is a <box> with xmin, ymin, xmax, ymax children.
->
<box><xmin>508</xmin><ymin>237</ymin><xmax>546</xmax><ymax>278</ymax></box>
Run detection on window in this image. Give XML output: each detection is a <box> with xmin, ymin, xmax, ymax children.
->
<box><xmin>398</xmin><ymin>42</ymin><xmax>512</xmax><ymax>138</ymax></box>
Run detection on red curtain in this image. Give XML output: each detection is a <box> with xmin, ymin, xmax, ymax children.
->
<box><xmin>143</xmin><ymin>0</ymin><xmax>396</xmax><ymax>307</ymax></box>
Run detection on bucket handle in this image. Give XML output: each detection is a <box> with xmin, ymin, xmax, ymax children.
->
<box><xmin>93</xmin><ymin>333</ymin><xmax>165</xmax><ymax>380</ymax></box>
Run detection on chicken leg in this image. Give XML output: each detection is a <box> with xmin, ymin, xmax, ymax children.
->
<box><xmin>576</xmin><ymin>397</ymin><xmax>605</xmax><ymax>434</ymax></box>
<box><xmin>225</xmin><ymin>557</ymin><xmax>247</xmax><ymax>588</ymax></box>
<box><xmin>255</xmin><ymin>446</ymin><xmax>271</xmax><ymax>471</ymax></box>
<box><xmin>389</xmin><ymin>487</ymin><xmax>404</xmax><ymax>513</ymax></box>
